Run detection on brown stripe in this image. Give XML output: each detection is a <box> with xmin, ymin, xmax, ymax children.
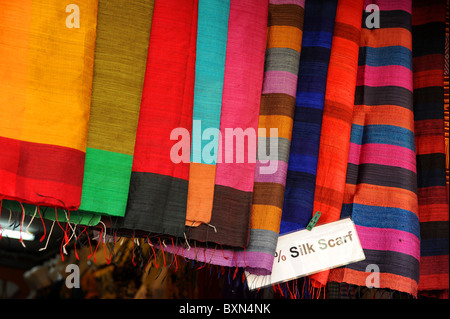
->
<box><xmin>260</xmin><ymin>93</ymin><xmax>296</xmax><ymax>117</ymax></box>
<box><xmin>268</xmin><ymin>4</ymin><xmax>304</xmax><ymax>30</ymax></box>
<box><xmin>252</xmin><ymin>182</ymin><xmax>286</xmax><ymax>208</ymax></box>
<box><xmin>187</xmin><ymin>185</ymin><xmax>253</xmax><ymax>247</ymax></box>
<box><xmin>334</xmin><ymin>21</ymin><xmax>361</xmax><ymax>45</ymax></box>
<box><xmin>323</xmin><ymin>99</ymin><xmax>354</xmax><ymax>124</ymax></box>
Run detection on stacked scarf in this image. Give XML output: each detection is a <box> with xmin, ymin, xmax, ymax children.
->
<box><xmin>412</xmin><ymin>0</ymin><xmax>449</xmax><ymax>298</ymax></box>
<box><xmin>244</xmin><ymin>0</ymin><xmax>306</xmax><ymax>275</ymax></box>
<box><xmin>281</xmin><ymin>0</ymin><xmax>337</xmax><ymax>235</ymax></box>
<box><xmin>0</xmin><ymin>1</ymin><xmax>97</xmax><ymax>212</ymax></box>
<box><xmin>328</xmin><ymin>0</ymin><xmax>421</xmax><ymax>297</ymax></box>
<box><xmin>185</xmin><ymin>0</ymin><xmax>230</xmax><ymax>227</ymax></box>
<box><xmin>78</xmin><ymin>0</ymin><xmax>155</xmax><ymax>221</ymax></box>
<box><xmin>308</xmin><ymin>0</ymin><xmax>364</xmax><ymax>288</ymax></box>
<box><xmin>121</xmin><ymin>0</ymin><xmax>198</xmax><ymax>238</ymax></box>
<box><xmin>186</xmin><ymin>0</ymin><xmax>268</xmax><ymax>248</ymax></box>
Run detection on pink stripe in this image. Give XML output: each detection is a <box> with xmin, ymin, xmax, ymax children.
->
<box><xmin>348</xmin><ymin>143</ymin><xmax>417</xmax><ymax>173</ymax></box>
<box><xmin>356</xmin><ymin>225</ymin><xmax>420</xmax><ymax>260</ymax></box>
<box><xmin>262</xmin><ymin>71</ymin><xmax>298</xmax><ymax>97</ymax></box>
<box><xmin>364</xmin><ymin>0</ymin><xmax>411</xmax><ymax>13</ymax></box>
<box><xmin>269</xmin><ymin>0</ymin><xmax>305</xmax><ymax>7</ymax></box>
<box><xmin>163</xmin><ymin>244</ymin><xmax>274</xmax><ymax>276</ymax></box>
<box><xmin>254</xmin><ymin>160</ymin><xmax>288</xmax><ymax>185</ymax></box>
<box><xmin>214</xmin><ymin>0</ymin><xmax>267</xmax><ymax>192</ymax></box>
<box><xmin>357</xmin><ymin>65</ymin><xmax>413</xmax><ymax>91</ymax></box>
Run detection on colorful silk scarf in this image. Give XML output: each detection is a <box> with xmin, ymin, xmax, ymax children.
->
<box><xmin>186</xmin><ymin>0</ymin><xmax>268</xmax><ymax>248</ymax></box>
<box><xmin>412</xmin><ymin>0</ymin><xmax>449</xmax><ymax>298</ymax></box>
<box><xmin>244</xmin><ymin>0</ymin><xmax>306</xmax><ymax>275</ymax></box>
<box><xmin>185</xmin><ymin>0</ymin><xmax>230</xmax><ymax>227</ymax></box>
<box><xmin>308</xmin><ymin>0</ymin><xmax>363</xmax><ymax>287</ymax></box>
<box><xmin>0</xmin><ymin>0</ymin><xmax>97</xmax><ymax>211</ymax></box>
<box><xmin>121</xmin><ymin>0</ymin><xmax>198</xmax><ymax>238</ymax></box>
<box><xmin>78</xmin><ymin>0</ymin><xmax>155</xmax><ymax>219</ymax></box>
<box><xmin>328</xmin><ymin>0</ymin><xmax>421</xmax><ymax>297</ymax></box>
<box><xmin>281</xmin><ymin>0</ymin><xmax>337</xmax><ymax>235</ymax></box>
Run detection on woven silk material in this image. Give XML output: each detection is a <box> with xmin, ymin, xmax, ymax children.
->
<box><xmin>121</xmin><ymin>0</ymin><xmax>198</xmax><ymax>237</ymax></box>
<box><xmin>186</xmin><ymin>0</ymin><xmax>268</xmax><ymax>247</ymax></box>
<box><xmin>412</xmin><ymin>0</ymin><xmax>449</xmax><ymax>298</ymax></box>
<box><xmin>185</xmin><ymin>0</ymin><xmax>230</xmax><ymax>227</ymax></box>
<box><xmin>0</xmin><ymin>0</ymin><xmax>97</xmax><ymax>210</ymax></box>
<box><xmin>281</xmin><ymin>0</ymin><xmax>337</xmax><ymax>235</ymax></box>
<box><xmin>77</xmin><ymin>0</ymin><xmax>155</xmax><ymax>219</ymax></box>
<box><xmin>328</xmin><ymin>0</ymin><xmax>421</xmax><ymax>297</ymax></box>
<box><xmin>241</xmin><ymin>0</ymin><xmax>306</xmax><ymax>275</ymax></box>
<box><xmin>308</xmin><ymin>0</ymin><xmax>363</xmax><ymax>287</ymax></box>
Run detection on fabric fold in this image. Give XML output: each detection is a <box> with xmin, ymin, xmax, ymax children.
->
<box><xmin>120</xmin><ymin>0</ymin><xmax>198</xmax><ymax>238</ymax></box>
<box><xmin>328</xmin><ymin>0</ymin><xmax>421</xmax><ymax>297</ymax></box>
<box><xmin>412</xmin><ymin>0</ymin><xmax>449</xmax><ymax>298</ymax></box>
<box><xmin>0</xmin><ymin>0</ymin><xmax>98</xmax><ymax>211</ymax></box>
<box><xmin>185</xmin><ymin>0</ymin><xmax>230</xmax><ymax>227</ymax></box>
<box><xmin>281</xmin><ymin>0</ymin><xmax>337</xmax><ymax>235</ymax></box>
<box><xmin>308</xmin><ymin>0</ymin><xmax>364</xmax><ymax>287</ymax></box>
<box><xmin>77</xmin><ymin>0</ymin><xmax>155</xmax><ymax>220</ymax></box>
<box><xmin>185</xmin><ymin>0</ymin><xmax>268</xmax><ymax>248</ymax></box>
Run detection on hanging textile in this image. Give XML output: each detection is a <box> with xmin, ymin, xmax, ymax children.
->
<box><xmin>281</xmin><ymin>0</ymin><xmax>337</xmax><ymax>235</ymax></box>
<box><xmin>186</xmin><ymin>0</ymin><xmax>268</xmax><ymax>248</ymax></box>
<box><xmin>412</xmin><ymin>0</ymin><xmax>449</xmax><ymax>298</ymax></box>
<box><xmin>243</xmin><ymin>0</ymin><xmax>306</xmax><ymax>275</ymax></box>
<box><xmin>446</xmin><ymin>0</ymin><xmax>449</xmax><ymax>188</ymax></box>
<box><xmin>185</xmin><ymin>0</ymin><xmax>230</xmax><ymax>227</ymax></box>
<box><xmin>0</xmin><ymin>1</ymin><xmax>98</xmax><ymax>211</ymax></box>
<box><xmin>308</xmin><ymin>0</ymin><xmax>363</xmax><ymax>287</ymax></box>
<box><xmin>78</xmin><ymin>0</ymin><xmax>155</xmax><ymax>219</ymax></box>
<box><xmin>120</xmin><ymin>0</ymin><xmax>198</xmax><ymax>238</ymax></box>
<box><xmin>328</xmin><ymin>0</ymin><xmax>421</xmax><ymax>297</ymax></box>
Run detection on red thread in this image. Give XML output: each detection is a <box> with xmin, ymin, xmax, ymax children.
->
<box><xmin>170</xmin><ymin>237</ymin><xmax>178</xmax><ymax>272</ymax></box>
<box><xmin>241</xmin><ymin>246</ymin><xmax>248</xmax><ymax>268</ymax></box>
<box><xmin>132</xmin><ymin>234</ymin><xmax>137</xmax><ymax>267</ymax></box>
<box><xmin>219</xmin><ymin>244</ymin><xmax>229</xmax><ymax>260</ymax></box>
<box><xmin>158</xmin><ymin>237</ymin><xmax>166</xmax><ymax>267</ymax></box>
<box><xmin>36</xmin><ymin>206</ymin><xmax>46</xmax><ymax>242</ymax></box>
<box><xmin>54</xmin><ymin>208</ymin><xmax>69</xmax><ymax>245</ymax></box>
<box><xmin>196</xmin><ymin>248</ymin><xmax>207</xmax><ymax>270</ymax></box>
<box><xmin>74</xmin><ymin>226</ymin><xmax>87</xmax><ymax>260</ymax></box>
<box><xmin>146</xmin><ymin>236</ymin><xmax>159</xmax><ymax>268</ymax></box>
<box><xmin>19</xmin><ymin>202</ymin><xmax>25</xmax><ymax>243</ymax></box>
<box><xmin>92</xmin><ymin>227</ymin><xmax>103</xmax><ymax>263</ymax></box>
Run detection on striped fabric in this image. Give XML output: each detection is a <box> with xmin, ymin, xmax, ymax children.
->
<box><xmin>446</xmin><ymin>0</ymin><xmax>449</xmax><ymax>188</ymax></box>
<box><xmin>328</xmin><ymin>0</ymin><xmax>421</xmax><ymax>297</ymax></box>
<box><xmin>185</xmin><ymin>0</ymin><xmax>230</xmax><ymax>227</ymax></box>
<box><xmin>186</xmin><ymin>0</ymin><xmax>268</xmax><ymax>248</ymax></box>
<box><xmin>308</xmin><ymin>0</ymin><xmax>364</xmax><ymax>287</ymax></box>
<box><xmin>281</xmin><ymin>0</ymin><xmax>337</xmax><ymax>235</ymax></box>
<box><xmin>0</xmin><ymin>0</ymin><xmax>98</xmax><ymax>211</ymax></box>
<box><xmin>412</xmin><ymin>0</ymin><xmax>449</xmax><ymax>298</ymax></box>
<box><xmin>121</xmin><ymin>0</ymin><xmax>198</xmax><ymax>238</ymax></box>
<box><xmin>77</xmin><ymin>0</ymin><xmax>155</xmax><ymax>219</ymax></box>
<box><xmin>244</xmin><ymin>0</ymin><xmax>306</xmax><ymax>275</ymax></box>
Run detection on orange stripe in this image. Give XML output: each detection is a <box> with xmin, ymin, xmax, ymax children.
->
<box><xmin>343</xmin><ymin>183</ymin><xmax>419</xmax><ymax>216</ymax></box>
<box><xmin>258</xmin><ymin>115</ymin><xmax>293</xmax><ymax>139</ymax></box>
<box><xmin>250</xmin><ymin>204</ymin><xmax>282</xmax><ymax>233</ymax></box>
<box><xmin>266</xmin><ymin>25</ymin><xmax>302</xmax><ymax>52</ymax></box>
<box><xmin>360</xmin><ymin>28</ymin><xmax>412</xmax><ymax>49</ymax></box>
<box><xmin>185</xmin><ymin>162</ymin><xmax>216</xmax><ymax>226</ymax></box>
<box><xmin>352</xmin><ymin>105</ymin><xmax>414</xmax><ymax>129</ymax></box>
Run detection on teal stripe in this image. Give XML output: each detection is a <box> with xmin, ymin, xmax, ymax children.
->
<box><xmin>190</xmin><ymin>0</ymin><xmax>230</xmax><ymax>164</ymax></box>
<box><xmin>79</xmin><ymin>148</ymin><xmax>133</xmax><ymax>217</ymax></box>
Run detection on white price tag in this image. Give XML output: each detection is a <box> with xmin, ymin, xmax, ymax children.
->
<box><xmin>246</xmin><ymin>218</ymin><xmax>365</xmax><ymax>290</ymax></box>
